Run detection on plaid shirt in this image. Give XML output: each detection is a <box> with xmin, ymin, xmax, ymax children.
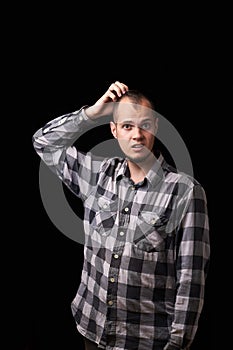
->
<box><xmin>33</xmin><ymin>107</ymin><xmax>210</xmax><ymax>350</ymax></box>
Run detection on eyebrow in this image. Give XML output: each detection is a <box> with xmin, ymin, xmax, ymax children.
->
<box><xmin>116</xmin><ymin>118</ymin><xmax>154</xmax><ymax>125</ymax></box>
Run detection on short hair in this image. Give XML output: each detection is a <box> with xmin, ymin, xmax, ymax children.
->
<box><xmin>113</xmin><ymin>90</ymin><xmax>155</xmax><ymax>121</ymax></box>
<box><xmin>118</xmin><ymin>90</ymin><xmax>154</xmax><ymax>109</ymax></box>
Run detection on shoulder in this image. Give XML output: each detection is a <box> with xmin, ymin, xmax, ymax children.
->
<box><xmin>164</xmin><ymin>162</ymin><xmax>206</xmax><ymax>198</ymax></box>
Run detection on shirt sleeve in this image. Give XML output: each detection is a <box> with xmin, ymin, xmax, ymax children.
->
<box><xmin>32</xmin><ymin>106</ymin><xmax>105</xmax><ymax>200</ymax></box>
<box><xmin>164</xmin><ymin>183</ymin><xmax>210</xmax><ymax>350</ymax></box>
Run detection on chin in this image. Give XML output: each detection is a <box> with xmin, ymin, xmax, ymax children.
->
<box><xmin>127</xmin><ymin>154</ymin><xmax>150</xmax><ymax>164</ymax></box>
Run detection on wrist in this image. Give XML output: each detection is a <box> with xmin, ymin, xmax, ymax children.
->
<box><xmin>85</xmin><ymin>105</ymin><xmax>104</xmax><ymax>120</ymax></box>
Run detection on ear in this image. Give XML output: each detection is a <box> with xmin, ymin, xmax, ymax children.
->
<box><xmin>154</xmin><ymin>117</ymin><xmax>159</xmax><ymax>135</ymax></box>
<box><xmin>110</xmin><ymin>121</ymin><xmax>117</xmax><ymax>139</ymax></box>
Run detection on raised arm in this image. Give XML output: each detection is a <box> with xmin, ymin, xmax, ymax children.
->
<box><xmin>32</xmin><ymin>81</ymin><xmax>128</xmax><ymax>200</ymax></box>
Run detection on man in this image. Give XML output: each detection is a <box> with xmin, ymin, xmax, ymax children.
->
<box><xmin>33</xmin><ymin>81</ymin><xmax>210</xmax><ymax>350</ymax></box>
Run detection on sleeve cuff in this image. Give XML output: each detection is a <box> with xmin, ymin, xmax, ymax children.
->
<box><xmin>72</xmin><ymin>105</ymin><xmax>89</xmax><ymax>119</ymax></box>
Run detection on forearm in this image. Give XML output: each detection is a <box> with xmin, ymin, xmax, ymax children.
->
<box><xmin>164</xmin><ymin>286</ymin><xmax>205</xmax><ymax>350</ymax></box>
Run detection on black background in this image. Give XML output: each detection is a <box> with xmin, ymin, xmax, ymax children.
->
<box><xmin>13</xmin><ymin>6</ymin><xmax>231</xmax><ymax>350</ymax></box>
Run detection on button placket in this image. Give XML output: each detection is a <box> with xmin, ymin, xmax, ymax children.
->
<box><xmin>107</xmin><ymin>253</ymin><xmax>121</xmax><ymax>309</ymax></box>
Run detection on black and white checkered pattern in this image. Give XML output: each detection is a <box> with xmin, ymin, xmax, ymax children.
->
<box><xmin>33</xmin><ymin>107</ymin><xmax>210</xmax><ymax>350</ymax></box>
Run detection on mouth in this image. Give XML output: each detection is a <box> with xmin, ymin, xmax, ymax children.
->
<box><xmin>131</xmin><ymin>144</ymin><xmax>144</xmax><ymax>150</ymax></box>
<box><xmin>132</xmin><ymin>143</ymin><xmax>144</xmax><ymax>148</ymax></box>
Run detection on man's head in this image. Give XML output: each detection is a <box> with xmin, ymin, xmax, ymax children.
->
<box><xmin>110</xmin><ymin>90</ymin><xmax>158</xmax><ymax>164</ymax></box>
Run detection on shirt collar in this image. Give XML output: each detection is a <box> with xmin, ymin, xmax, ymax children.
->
<box><xmin>146</xmin><ymin>152</ymin><xmax>166</xmax><ymax>186</ymax></box>
<box><xmin>116</xmin><ymin>159</ymin><xmax>129</xmax><ymax>180</ymax></box>
<box><xmin>116</xmin><ymin>152</ymin><xmax>167</xmax><ymax>186</ymax></box>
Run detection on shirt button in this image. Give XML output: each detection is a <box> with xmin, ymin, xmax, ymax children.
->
<box><xmin>113</xmin><ymin>254</ymin><xmax>119</xmax><ymax>259</ymax></box>
<box><xmin>131</xmin><ymin>186</ymin><xmax>135</xmax><ymax>191</ymax></box>
<box><xmin>110</xmin><ymin>277</ymin><xmax>115</xmax><ymax>283</ymax></box>
<box><xmin>103</xmin><ymin>203</ymin><xmax>108</xmax><ymax>209</ymax></box>
<box><xmin>124</xmin><ymin>207</ymin><xmax>129</xmax><ymax>212</ymax></box>
<box><xmin>119</xmin><ymin>231</ymin><xmax>125</xmax><ymax>236</ymax></box>
<box><xmin>108</xmin><ymin>300</ymin><xmax>113</xmax><ymax>306</ymax></box>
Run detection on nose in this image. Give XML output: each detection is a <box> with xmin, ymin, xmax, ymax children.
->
<box><xmin>132</xmin><ymin>126</ymin><xmax>144</xmax><ymax>140</ymax></box>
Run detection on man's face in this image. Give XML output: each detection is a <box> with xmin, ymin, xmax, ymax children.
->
<box><xmin>110</xmin><ymin>98</ymin><xmax>158</xmax><ymax>164</ymax></box>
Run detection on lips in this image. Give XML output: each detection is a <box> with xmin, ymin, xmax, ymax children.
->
<box><xmin>132</xmin><ymin>144</ymin><xmax>144</xmax><ymax>149</ymax></box>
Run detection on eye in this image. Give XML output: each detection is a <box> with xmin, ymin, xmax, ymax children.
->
<box><xmin>122</xmin><ymin>124</ymin><xmax>133</xmax><ymax>130</ymax></box>
<box><xmin>141</xmin><ymin>122</ymin><xmax>151</xmax><ymax>130</ymax></box>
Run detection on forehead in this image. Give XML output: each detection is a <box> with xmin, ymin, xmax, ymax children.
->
<box><xmin>114</xmin><ymin>99</ymin><xmax>155</xmax><ymax>122</ymax></box>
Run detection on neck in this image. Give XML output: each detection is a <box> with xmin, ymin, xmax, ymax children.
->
<box><xmin>127</xmin><ymin>154</ymin><xmax>156</xmax><ymax>183</ymax></box>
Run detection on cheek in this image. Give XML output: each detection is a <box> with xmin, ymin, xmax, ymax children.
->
<box><xmin>147</xmin><ymin>135</ymin><xmax>155</xmax><ymax>147</ymax></box>
<box><xmin>118</xmin><ymin>139</ymin><xmax>130</xmax><ymax>150</ymax></box>
<box><xmin>116</xmin><ymin>130</ymin><xmax>129</xmax><ymax>140</ymax></box>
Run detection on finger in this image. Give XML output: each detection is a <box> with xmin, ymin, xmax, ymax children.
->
<box><xmin>107</xmin><ymin>89</ymin><xmax>119</xmax><ymax>101</ymax></box>
<box><xmin>108</xmin><ymin>82</ymin><xmax>120</xmax><ymax>97</ymax></box>
<box><xmin>114</xmin><ymin>81</ymin><xmax>129</xmax><ymax>94</ymax></box>
<box><xmin>109</xmin><ymin>81</ymin><xmax>128</xmax><ymax>97</ymax></box>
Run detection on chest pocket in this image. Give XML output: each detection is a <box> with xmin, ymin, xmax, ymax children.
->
<box><xmin>134</xmin><ymin>211</ymin><xmax>169</xmax><ymax>252</ymax></box>
<box><xmin>91</xmin><ymin>196</ymin><xmax>118</xmax><ymax>235</ymax></box>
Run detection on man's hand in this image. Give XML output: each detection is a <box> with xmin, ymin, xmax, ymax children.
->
<box><xmin>86</xmin><ymin>81</ymin><xmax>128</xmax><ymax>119</ymax></box>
